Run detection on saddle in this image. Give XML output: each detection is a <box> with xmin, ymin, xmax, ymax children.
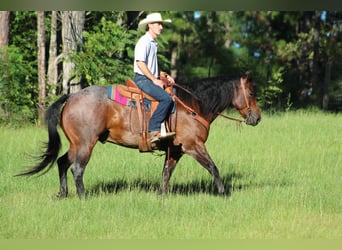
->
<box><xmin>116</xmin><ymin>75</ymin><xmax>174</xmax><ymax>152</ymax></box>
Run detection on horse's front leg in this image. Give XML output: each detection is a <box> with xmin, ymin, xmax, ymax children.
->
<box><xmin>185</xmin><ymin>143</ymin><xmax>226</xmax><ymax>195</ymax></box>
<box><xmin>161</xmin><ymin>149</ymin><xmax>183</xmax><ymax>194</ymax></box>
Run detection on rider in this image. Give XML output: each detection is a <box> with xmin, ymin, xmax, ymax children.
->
<box><xmin>133</xmin><ymin>12</ymin><xmax>176</xmax><ymax>143</ymax></box>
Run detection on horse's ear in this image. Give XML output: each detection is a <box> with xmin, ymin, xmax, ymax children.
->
<box><xmin>245</xmin><ymin>71</ymin><xmax>252</xmax><ymax>81</ymax></box>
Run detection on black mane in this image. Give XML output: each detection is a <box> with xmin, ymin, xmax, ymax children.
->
<box><xmin>175</xmin><ymin>75</ymin><xmax>240</xmax><ymax>116</ymax></box>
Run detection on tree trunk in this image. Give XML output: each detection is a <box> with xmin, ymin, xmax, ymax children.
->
<box><xmin>62</xmin><ymin>11</ymin><xmax>85</xmax><ymax>94</ymax></box>
<box><xmin>0</xmin><ymin>11</ymin><xmax>10</xmax><ymax>60</ymax></box>
<box><xmin>322</xmin><ymin>11</ymin><xmax>339</xmax><ymax>111</ymax></box>
<box><xmin>37</xmin><ymin>11</ymin><xmax>46</xmax><ymax>126</ymax></box>
<box><xmin>311</xmin><ymin>11</ymin><xmax>321</xmax><ymax>105</ymax></box>
<box><xmin>47</xmin><ymin>11</ymin><xmax>58</xmax><ymax>96</ymax></box>
<box><xmin>170</xmin><ymin>48</ymin><xmax>177</xmax><ymax>79</ymax></box>
<box><xmin>126</xmin><ymin>11</ymin><xmax>140</xmax><ymax>29</ymax></box>
<box><xmin>322</xmin><ymin>61</ymin><xmax>332</xmax><ymax>111</ymax></box>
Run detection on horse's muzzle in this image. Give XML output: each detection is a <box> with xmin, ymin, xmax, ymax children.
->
<box><xmin>245</xmin><ymin>108</ymin><xmax>261</xmax><ymax>126</ymax></box>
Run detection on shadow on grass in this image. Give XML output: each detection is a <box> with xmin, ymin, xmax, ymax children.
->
<box><xmin>87</xmin><ymin>172</ymin><xmax>248</xmax><ymax>197</ymax></box>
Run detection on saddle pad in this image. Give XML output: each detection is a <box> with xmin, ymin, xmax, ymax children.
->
<box><xmin>107</xmin><ymin>85</ymin><xmax>151</xmax><ymax>111</ymax></box>
<box><xmin>107</xmin><ymin>85</ymin><xmax>129</xmax><ymax>105</ymax></box>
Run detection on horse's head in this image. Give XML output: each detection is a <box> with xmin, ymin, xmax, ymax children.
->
<box><xmin>232</xmin><ymin>72</ymin><xmax>261</xmax><ymax>126</ymax></box>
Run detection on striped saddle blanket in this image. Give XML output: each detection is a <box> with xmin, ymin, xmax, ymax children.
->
<box><xmin>107</xmin><ymin>85</ymin><xmax>151</xmax><ymax>111</ymax></box>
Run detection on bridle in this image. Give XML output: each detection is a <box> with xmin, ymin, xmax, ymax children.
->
<box><xmin>218</xmin><ymin>77</ymin><xmax>251</xmax><ymax>124</ymax></box>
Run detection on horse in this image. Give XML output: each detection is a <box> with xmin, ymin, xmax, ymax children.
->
<box><xmin>17</xmin><ymin>71</ymin><xmax>261</xmax><ymax>198</ymax></box>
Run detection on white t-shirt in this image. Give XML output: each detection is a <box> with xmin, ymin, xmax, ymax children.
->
<box><xmin>134</xmin><ymin>32</ymin><xmax>159</xmax><ymax>78</ymax></box>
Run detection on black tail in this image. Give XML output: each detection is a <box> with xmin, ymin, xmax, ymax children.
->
<box><xmin>16</xmin><ymin>94</ymin><xmax>70</xmax><ymax>176</ymax></box>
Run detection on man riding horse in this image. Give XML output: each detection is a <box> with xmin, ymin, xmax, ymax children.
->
<box><xmin>133</xmin><ymin>12</ymin><xmax>176</xmax><ymax>144</ymax></box>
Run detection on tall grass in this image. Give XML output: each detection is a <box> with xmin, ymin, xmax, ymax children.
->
<box><xmin>0</xmin><ymin>111</ymin><xmax>341</xmax><ymax>239</ymax></box>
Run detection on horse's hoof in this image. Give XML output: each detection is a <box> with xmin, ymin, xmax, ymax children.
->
<box><xmin>217</xmin><ymin>188</ymin><xmax>227</xmax><ymax>197</ymax></box>
<box><xmin>52</xmin><ymin>192</ymin><xmax>67</xmax><ymax>200</ymax></box>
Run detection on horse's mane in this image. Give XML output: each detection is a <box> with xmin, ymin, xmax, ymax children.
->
<box><xmin>175</xmin><ymin>75</ymin><xmax>241</xmax><ymax>115</ymax></box>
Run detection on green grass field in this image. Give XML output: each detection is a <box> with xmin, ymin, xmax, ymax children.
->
<box><xmin>0</xmin><ymin>111</ymin><xmax>341</xmax><ymax>239</ymax></box>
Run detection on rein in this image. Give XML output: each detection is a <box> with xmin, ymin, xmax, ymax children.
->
<box><xmin>170</xmin><ymin>77</ymin><xmax>250</xmax><ymax>128</ymax></box>
<box><xmin>217</xmin><ymin>112</ymin><xmax>245</xmax><ymax>123</ymax></box>
<box><xmin>169</xmin><ymin>82</ymin><xmax>209</xmax><ymax>130</ymax></box>
<box><xmin>172</xmin><ymin>95</ymin><xmax>210</xmax><ymax>130</ymax></box>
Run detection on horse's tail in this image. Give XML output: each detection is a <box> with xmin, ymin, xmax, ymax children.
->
<box><xmin>16</xmin><ymin>94</ymin><xmax>70</xmax><ymax>176</ymax></box>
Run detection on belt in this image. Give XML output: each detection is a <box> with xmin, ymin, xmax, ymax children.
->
<box><xmin>135</xmin><ymin>73</ymin><xmax>160</xmax><ymax>79</ymax></box>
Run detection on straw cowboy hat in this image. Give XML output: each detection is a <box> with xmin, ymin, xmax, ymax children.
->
<box><xmin>138</xmin><ymin>12</ymin><xmax>172</xmax><ymax>30</ymax></box>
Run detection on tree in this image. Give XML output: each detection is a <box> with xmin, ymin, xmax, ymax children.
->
<box><xmin>0</xmin><ymin>11</ymin><xmax>10</xmax><ymax>119</ymax></box>
<box><xmin>47</xmin><ymin>11</ymin><xmax>58</xmax><ymax>96</ymax></box>
<box><xmin>0</xmin><ymin>11</ymin><xmax>10</xmax><ymax>58</ymax></box>
<box><xmin>1</xmin><ymin>11</ymin><xmax>341</xmax><ymax>126</ymax></box>
<box><xmin>0</xmin><ymin>11</ymin><xmax>37</xmax><ymax>124</ymax></box>
<box><xmin>276</xmin><ymin>11</ymin><xmax>342</xmax><ymax>110</ymax></box>
<box><xmin>71</xmin><ymin>12</ymin><xmax>137</xmax><ymax>86</ymax></box>
<box><xmin>37</xmin><ymin>11</ymin><xmax>46</xmax><ymax>125</ymax></box>
<box><xmin>163</xmin><ymin>11</ymin><xmax>237</xmax><ymax>82</ymax></box>
<box><xmin>320</xmin><ymin>11</ymin><xmax>342</xmax><ymax>110</ymax></box>
<box><xmin>225</xmin><ymin>11</ymin><xmax>342</xmax><ymax>109</ymax></box>
<box><xmin>61</xmin><ymin>11</ymin><xmax>85</xmax><ymax>94</ymax></box>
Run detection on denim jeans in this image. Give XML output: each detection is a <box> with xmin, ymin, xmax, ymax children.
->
<box><xmin>134</xmin><ymin>74</ymin><xmax>172</xmax><ymax>132</ymax></box>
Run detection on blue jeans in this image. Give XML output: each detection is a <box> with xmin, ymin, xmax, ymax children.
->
<box><xmin>134</xmin><ymin>74</ymin><xmax>173</xmax><ymax>132</ymax></box>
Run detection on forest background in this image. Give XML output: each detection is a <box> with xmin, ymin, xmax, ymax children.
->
<box><xmin>0</xmin><ymin>11</ymin><xmax>341</xmax><ymax>125</ymax></box>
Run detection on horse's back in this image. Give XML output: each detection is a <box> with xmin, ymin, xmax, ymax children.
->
<box><xmin>74</xmin><ymin>85</ymin><xmax>107</xmax><ymax>100</ymax></box>
<box><xmin>63</xmin><ymin>85</ymin><xmax>109</xmax><ymax>114</ymax></box>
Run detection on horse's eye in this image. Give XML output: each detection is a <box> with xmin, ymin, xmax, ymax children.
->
<box><xmin>249</xmin><ymin>92</ymin><xmax>255</xmax><ymax>97</ymax></box>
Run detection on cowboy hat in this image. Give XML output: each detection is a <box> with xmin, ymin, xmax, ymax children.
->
<box><xmin>138</xmin><ymin>12</ymin><xmax>172</xmax><ymax>30</ymax></box>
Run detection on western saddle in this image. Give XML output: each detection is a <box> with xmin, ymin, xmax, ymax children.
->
<box><xmin>116</xmin><ymin>73</ymin><xmax>173</xmax><ymax>152</ymax></box>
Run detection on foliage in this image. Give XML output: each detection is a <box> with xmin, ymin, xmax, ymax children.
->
<box><xmin>262</xmin><ymin>65</ymin><xmax>285</xmax><ymax>108</ymax></box>
<box><xmin>0</xmin><ymin>46</ymin><xmax>37</xmax><ymax>125</ymax></box>
<box><xmin>230</xmin><ymin>11</ymin><xmax>342</xmax><ymax>109</ymax></box>
<box><xmin>164</xmin><ymin>11</ymin><xmax>238</xmax><ymax>82</ymax></box>
<box><xmin>1</xmin><ymin>11</ymin><xmax>342</xmax><ymax>126</ymax></box>
<box><xmin>71</xmin><ymin>16</ymin><xmax>137</xmax><ymax>86</ymax></box>
<box><xmin>0</xmin><ymin>12</ymin><xmax>38</xmax><ymax>125</ymax></box>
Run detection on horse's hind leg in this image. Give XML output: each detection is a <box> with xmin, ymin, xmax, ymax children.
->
<box><xmin>70</xmin><ymin>145</ymin><xmax>93</xmax><ymax>198</ymax></box>
<box><xmin>57</xmin><ymin>152</ymin><xmax>71</xmax><ymax>198</ymax></box>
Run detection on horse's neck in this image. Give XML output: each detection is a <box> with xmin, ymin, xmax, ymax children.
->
<box><xmin>174</xmin><ymin>80</ymin><xmax>235</xmax><ymax>126</ymax></box>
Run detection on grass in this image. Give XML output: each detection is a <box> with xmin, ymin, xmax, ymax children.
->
<box><xmin>0</xmin><ymin>111</ymin><xmax>341</xmax><ymax>239</ymax></box>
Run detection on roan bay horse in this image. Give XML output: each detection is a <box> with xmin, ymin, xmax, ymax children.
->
<box><xmin>17</xmin><ymin>71</ymin><xmax>261</xmax><ymax>198</ymax></box>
